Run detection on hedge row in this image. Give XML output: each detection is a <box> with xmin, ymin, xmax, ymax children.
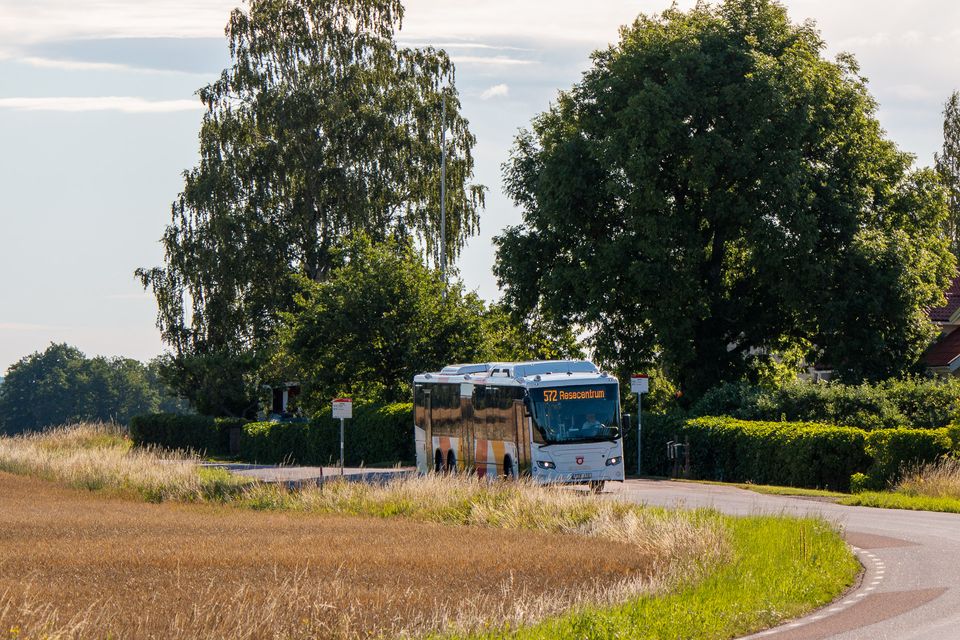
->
<box><xmin>692</xmin><ymin>379</ymin><xmax>960</xmax><ymax>430</ymax></box>
<box><xmin>131</xmin><ymin>403</ymin><xmax>413</xmax><ymax>466</ymax></box>
<box><xmin>239</xmin><ymin>402</ymin><xmax>413</xmax><ymax>466</ymax></box>
<box><xmin>636</xmin><ymin>415</ymin><xmax>955</xmax><ymax>491</ymax></box>
<box><xmin>130</xmin><ymin>413</ymin><xmax>247</xmax><ymax>455</ymax></box>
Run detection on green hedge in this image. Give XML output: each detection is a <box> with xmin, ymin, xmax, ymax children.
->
<box><xmin>864</xmin><ymin>428</ymin><xmax>953</xmax><ymax>487</ymax></box>
<box><xmin>635</xmin><ymin>416</ymin><xmax>953</xmax><ymax>491</ymax></box>
<box><xmin>239</xmin><ymin>402</ymin><xmax>413</xmax><ymax>466</ymax></box>
<box><xmin>130</xmin><ymin>413</ymin><xmax>247</xmax><ymax>455</ymax></box>
<box><xmin>692</xmin><ymin>379</ymin><xmax>960</xmax><ymax>430</ymax></box>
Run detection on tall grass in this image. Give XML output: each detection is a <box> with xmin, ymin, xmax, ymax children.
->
<box><xmin>897</xmin><ymin>457</ymin><xmax>960</xmax><ymax>499</ymax></box>
<box><xmin>842</xmin><ymin>457</ymin><xmax>960</xmax><ymax>513</ymax></box>
<box><xmin>0</xmin><ymin>423</ymin><xmax>249</xmax><ymax>502</ymax></box>
<box><xmin>239</xmin><ymin>475</ymin><xmax>727</xmax><ymax>575</ymax></box>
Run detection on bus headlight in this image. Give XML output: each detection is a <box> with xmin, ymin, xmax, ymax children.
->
<box><xmin>537</xmin><ymin>460</ymin><xmax>556</xmax><ymax>469</ymax></box>
<box><xmin>605</xmin><ymin>456</ymin><xmax>622</xmax><ymax>466</ymax></box>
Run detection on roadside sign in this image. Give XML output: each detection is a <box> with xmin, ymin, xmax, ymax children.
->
<box><xmin>630</xmin><ymin>375</ymin><xmax>649</xmax><ymax>477</ymax></box>
<box><xmin>332</xmin><ymin>398</ymin><xmax>353</xmax><ymax>419</ymax></box>
<box><xmin>630</xmin><ymin>374</ymin><xmax>649</xmax><ymax>394</ymax></box>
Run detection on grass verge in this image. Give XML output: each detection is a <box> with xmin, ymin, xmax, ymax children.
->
<box><xmin>840</xmin><ymin>491</ymin><xmax>960</xmax><ymax>513</ymax></box>
<box><xmin>675</xmin><ymin>478</ymin><xmax>846</xmax><ymax>499</ymax></box>
<box><xmin>454</xmin><ymin>515</ymin><xmax>858</xmax><ymax>640</ymax></box>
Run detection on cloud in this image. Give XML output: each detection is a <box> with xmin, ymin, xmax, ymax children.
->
<box><xmin>450</xmin><ymin>55</ymin><xmax>535</xmax><ymax>66</ymax></box>
<box><xmin>480</xmin><ymin>83</ymin><xmax>510</xmax><ymax>100</ymax></box>
<box><xmin>0</xmin><ymin>96</ymin><xmax>203</xmax><ymax>113</ymax></box>
<box><xmin>15</xmin><ymin>55</ymin><xmax>206</xmax><ymax>76</ymax></box>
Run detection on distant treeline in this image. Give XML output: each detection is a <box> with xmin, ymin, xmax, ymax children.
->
<box><xmin>0</xmin><ymin>343</ymin><xmax>189</xmax><ymax>435</ymax></box>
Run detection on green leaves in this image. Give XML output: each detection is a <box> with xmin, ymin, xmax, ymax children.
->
<box><xmin>496</xmin><ymin>0</ymin><xmax>954</xmax><ymax>396</ymax></box>
<box><xmin>0</xmin><ymin>344</ymin><xmax>187</xmax><ymax>434</ymax></box>
<box><xmin>138</xmin><ymin>0</ymin><xmax>485</xmax><ymax>413</ymax></box>
<box><xmin>272</xmin><ymin>236</ymin><xmax>581</xmax><ymax>411</ymax></box>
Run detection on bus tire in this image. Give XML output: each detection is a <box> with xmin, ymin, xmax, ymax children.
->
<box><xmin>446</xmin><ymin>450</ymin><xmax>457</xmax><ymax>474</ymax></box>
<box><xmin>503</xmin><ymin>455</ymin><xmax>514</xmax><ymax>480</ymax></box>
<box><xmin>434</xmin><ymin>449</ymin><xmax>444</xmax><ymax>473</ymax></box>
<box><xmin>589</xmin><ymin>480</ymin><xmax>605</xmax><ymax>494</ymax></box>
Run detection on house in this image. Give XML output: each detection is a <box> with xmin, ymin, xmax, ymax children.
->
<box><xmin>924</xmin><ymin>275</ymin><xmax>960</xmax><ymax>376</ymax></box>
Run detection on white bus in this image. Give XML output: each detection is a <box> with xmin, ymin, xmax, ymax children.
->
<box><xmin>413</xmin><ymin>360</ymin><xmax>625</xmax><ymax>491</ymax></box>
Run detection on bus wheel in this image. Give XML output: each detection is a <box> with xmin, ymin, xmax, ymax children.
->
<box><xmin>589</xmin><ymin>481</ymin><xmax>605</xmax><ymax>494</ymax></box>
<box><xmin>434</xmin><ymin>450</ymin><xmax>444</xmax><ymax>473</ymax></box>
<box><xmin>503</xmin><ymin>455</ymin><xmax>514</xmax><ymax>480</ymax></box>
<box><xmin>446</xmin><ymin>450</ymin><xmax>457</xmax><ymax>474</ymax></box>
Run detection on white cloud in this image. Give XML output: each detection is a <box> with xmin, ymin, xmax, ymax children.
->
<box><xmin>13</xmin><ymin>55</ymin><xmax>210</xmax><ymax>76</ymax></box>
<box><xmin>481</xmin><ymin>83</ymin><xmax>510</xmax><ymax>100</ymax></box>
<box><xmin>450</xmin><ymin>55</ymin><xmax>535</xmax><ymax>66</ymax></box>
<box><xmin>0</xmin><ymin>96</ymin><xmax>203</xmax><ymax>113</ymax></box>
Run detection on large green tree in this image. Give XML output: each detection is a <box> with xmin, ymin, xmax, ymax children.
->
<box><xmin>137</xmin><ymin>0</ymin><xmax>484</xmax><ymax>414</ymax></box>
<box><xmin>0</xmin><ymin>344</ymin><xmax>187</xmax><ymax>434</ymax></box>
<box><xmin>936</xmin><ymin>90</ymin><xmax>960</xmax><ymax>257</ymax></box>
<box><xmin>274</xmin><ymin>236</ymin><xmax>580</xmax><ymax>411</ymax></box>
<box><xmin>495</xmin><ymin>0</ymin><xmax>954</xmax><ymax>396</ymax></box>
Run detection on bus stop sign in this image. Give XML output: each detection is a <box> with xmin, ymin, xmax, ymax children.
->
<box><xmin>332</xmin><ymin>398</ymin><xmax>353</xmax><ymax>419</ymax></box>
<box><xmin>630</xmin><ymin>375</ymin><xmax>649</xmax><ymax>394</ymax></box>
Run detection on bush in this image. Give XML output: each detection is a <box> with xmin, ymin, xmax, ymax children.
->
<box><xmin>849</xmin><ymin>472</ymin><xmax>870</xmax><ymax>494</ymax></box>
<box><xmin>621</xmin><ymin>411</ymin><xmax>685</xmax><ymax>476</ymax></box>
<box><xmin>692</xmin><ymin>378</ymin><xmax>960</xmax><ymax>430</ymax></box>
<box><xmin>864</xmin><ymin>428</ymin><xmax>952</xmax><ymax>488</ymax></box>
<box><xmin>130</xmin><ymin>414</ymin><xmax>247</xmax><ymax>455</ymax></box>
<box><xmin>643</xmin><ymin>416</ymin><xmax>953</xmax><ymax>491</ymax></box>
<box><xmin>239</xmin><ymin>402</ymin><xmax>413</xmax><ymax>466</ymax></box>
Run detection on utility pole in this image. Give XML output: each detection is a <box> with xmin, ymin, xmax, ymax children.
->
<box><xmin>440</xmin><ymin>92</ymin><xmax>447</xmax><ymax>298</ymax></box>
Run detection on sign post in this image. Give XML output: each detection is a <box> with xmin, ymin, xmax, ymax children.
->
<box><xmin>332</xmin><ymin>398</ymin><xmax>353</xmax><ymax>476</ymax></box>
<box><xmin>630</xmin><ymin>375</ymin><xmax>649</xmax><ymax>476</ymax></box>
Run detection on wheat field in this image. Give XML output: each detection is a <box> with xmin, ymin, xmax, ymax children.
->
<box><xmin>0</xmin><ymin>425</ymin><xmax>729</xmax><ymax>639</ymax></box>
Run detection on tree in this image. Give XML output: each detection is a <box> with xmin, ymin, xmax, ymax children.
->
<box><xmin>274</xmin><ymin>236</ymin><xmax>580</xmax><ymax>412</ymax></box>
<box><xmin>0</xmin><ymin>344</ymin><xmax>187</xmax><ymax>434</ymax></box>
<box><xmin>137</xmin><ymin>0</ymin><xmax>484</xmax><ymax>414</ymax></box>
<box><xmin>495</xmin><ymin>0</ymin><xmax>955</xmax><ymax>397</ymax></box>
<box><xmin>936</xmin><ymin>90</ymin><xmax>960</xmax><ymax>257</ymax></box>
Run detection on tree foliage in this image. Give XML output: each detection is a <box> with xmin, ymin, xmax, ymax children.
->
<box><xmin>936</xmin><ymin>90</ymin><xmax>960</xmax><ymax>257</ymax></box>
<box><xmin>274</xmin><ymin>236</ymin><xmax>581</xmax><ymax>412</ymax></box>
<box><xmin>0</xmin><ymin>344</ymin><xmax>188</xmax><ymax>434</ymax></box>
<box><xmin>495</xmin><ymin>0</ymin><xmax>954</xmax><ymax>396</ymax></box>
<box><xmin>137</xmin><ymin>0</ymin><xmax>484</xmax><ymax>412</ymax></box>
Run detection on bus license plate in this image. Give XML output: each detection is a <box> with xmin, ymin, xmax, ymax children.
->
<box><xmin>571</xmin><ymin>472</ymin><xmax>592</xmax><ymax>480</ymax></box>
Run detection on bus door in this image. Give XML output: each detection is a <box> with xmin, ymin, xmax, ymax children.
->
<box><xmin>513</xmin><ymin>400</ymin><xmax>530</xmax><ymax>475</ymax></box>
<box><xmin>424</xmin><ymin>388</ymin><xmax>436</xmax><ymax>472</ymax></box>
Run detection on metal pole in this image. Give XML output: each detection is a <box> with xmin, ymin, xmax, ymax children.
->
<box><xmin>440</xmin><ymin>92</ymin><xmax>447</xmax><ymax>298</ymax></box>
<box><xmin>637</xmin><ymin>392</ymin><xmax>642</xmax><ymax>477</ymax></box>
<box><xmin>340</xmin><ymin>417</ymin><xmax>345</xmax><ymax>477</ymax></box>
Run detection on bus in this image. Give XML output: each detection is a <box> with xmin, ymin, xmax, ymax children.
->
<box><xmin>413</xmin><ymin>360</ymin><xmax>625</xmax><ymax>491</ymax></box>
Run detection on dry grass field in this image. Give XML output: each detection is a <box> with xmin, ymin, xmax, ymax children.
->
<box><xmin>0</xmin><ymin>471</ymin><xmax>661</xmax><ymax>639</ymax></box>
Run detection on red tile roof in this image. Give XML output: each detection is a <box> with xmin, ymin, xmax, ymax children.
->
<box><xmin>929</xmin><ymin>274</ymin><xmax>960</xmax><ymax>324</ymax></box>
<box><xmin>925</xmin><ymin>328</ymin><xmax>960</xmax><ymax>368</ymax></box>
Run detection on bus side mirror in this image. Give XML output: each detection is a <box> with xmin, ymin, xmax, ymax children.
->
<box><xmin>622</xmin><ymin>413</ymin><xmax>632</xmax><ymax>431</ymax></box>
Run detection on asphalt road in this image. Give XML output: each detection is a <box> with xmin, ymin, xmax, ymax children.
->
<box><xmin>609</xmin><ymin>479</ymin><xmax>960</xmax><ymax>640</ymax></box>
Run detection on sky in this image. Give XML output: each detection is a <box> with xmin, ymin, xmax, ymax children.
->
<box><xmin>0</xmin><ymin>0</ymin><xmax>958</xmax><ymax>374</ymax></box>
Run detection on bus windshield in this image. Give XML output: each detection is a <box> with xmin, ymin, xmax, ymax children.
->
<box><xmin>528</xmin><ymin>385</ymin><xmax>620</xmax><ymax>444</ymax></box>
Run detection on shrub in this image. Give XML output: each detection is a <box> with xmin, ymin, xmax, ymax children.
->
<box><xmin>849</xmin><ymin>472</ymin><xmax>870</xmax><ymax>494</ymax></box>
<box><xmin>130</xmin><ymin>414</ymin><xmax>247</xmax><ymax>455</ymax></box>
<box><xmin>692</xmin><ymin>378</ymin><xmax>960</xmax><ymax>431</ymax></box>
<box><xmin>239</xmin><ymin>402</ymin><xmax>413</xmax><ymax>466</ymax></box>
<box><xmin>864</xmin><ymin>428</ymin><xmax>952</xmax><ymax>488</ymax></box>
<box><xmin>621</xmin><ymin>412</ymin><xmax>686</xmax><ymax>476</ymax></box>
<box><xmin>644</xmin><ymin>416</ymin><xmax>955</xmax><ymax>491</ymax></box>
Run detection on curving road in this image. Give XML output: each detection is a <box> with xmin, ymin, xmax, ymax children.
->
<box><xmin>610</xmin><ymin>479</ymin><xmax>960</xmax><ymax>640</ymax></box>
